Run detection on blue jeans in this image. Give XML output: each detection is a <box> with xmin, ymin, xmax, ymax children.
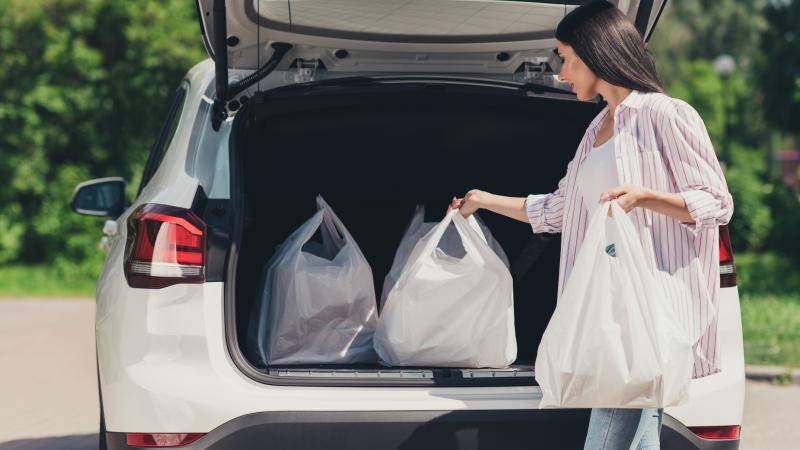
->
<box><xmin>584</xmin><ymin>408</ymin><xmax>663</xmax><ymax>450</ymax></box>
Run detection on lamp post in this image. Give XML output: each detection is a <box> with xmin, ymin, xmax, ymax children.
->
<box><xmin>714</xmin><ymin>54</ymin><xmax>736</xmax><ymax>168</ymax></box>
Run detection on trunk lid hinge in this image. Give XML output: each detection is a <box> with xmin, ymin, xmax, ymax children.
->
<box><xmin>514</xmin><ymin>61</ymin><xmax>570</xmax><ymax>92</ymax></box>
<box><xmin>286</xmin><ymin>58</ymin><xmax>327</xmax><ymax>84</ymax></box>
<box><xmin>210</xmin><ymin>0</ymin><xmax>292</xmax><ymax>130</ymax></box>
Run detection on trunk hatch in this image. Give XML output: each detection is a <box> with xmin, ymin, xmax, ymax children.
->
<box><xmin>197</xmin><ymin>0</ymin><xmax>667</xmax><ymax>70</ymax></box>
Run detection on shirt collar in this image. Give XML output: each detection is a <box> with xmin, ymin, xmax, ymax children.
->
<box><xmin>619</xmin><ymin>89</ymin><xmax>645</xmax><ymax>110</ymax></box>
<box><xmin>587</xmin><ymin>89</ymin><xmax>644</xmax><ymax>132</ymax></box>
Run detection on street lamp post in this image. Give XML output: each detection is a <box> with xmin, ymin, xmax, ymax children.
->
<box><xmin>714</xmin><ymin>54</ymin><xmax>736</xmax><ymax>168</ymax></box>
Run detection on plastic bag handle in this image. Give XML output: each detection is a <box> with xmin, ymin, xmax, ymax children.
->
<box><xmin>316</xmin><ymin>196</ymin><xmax>348</xmax><ymax>247</ymax></box>
<box><xmin>452</xmin><ymin>213</ymin><xmax>499</xmax><ymax>265</ymax></box>
<box><xmin>396</xmin><ymin>210</ymin><xmax>500</xmax><ymax>287</ymax></box>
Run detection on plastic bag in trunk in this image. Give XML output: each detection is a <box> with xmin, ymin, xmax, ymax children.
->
<box><xmin>247</xmin><ymin>196</ymin><xmax>378</xmax><ymax>366</ymax></box>
<box><xmin>374</xmin><ymin>209</ymin><xmax>516</xmax><ymax>368</ymax></box>
<box><xmin>535</xmin><ymin>201</ymin><xmax>694</xmax><ymax>408</ymax></box>
<box><xmin>379</xmin><ymin>205</ymin><xmax>509</xmax><ymax>310</ymax></box>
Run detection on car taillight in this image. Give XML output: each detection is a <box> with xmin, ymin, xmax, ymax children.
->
<box><xmin>126</xmin><ymin>433</ymin><xmax>205</xmax><ymax>447</ymax></box>
<box><xmin>689</xmin><ymin>425</ymin><xmax>741</xmax><ymax>440</ymax></box>
<box><xmin>719</xmin><ymin>225</ymin><xmax>737</xmax><ymax>288</ymax></box>
<box><xmin>124</xmin><ymin>204</ymin><xmax>206</xmax><ymax>289</ymax></box>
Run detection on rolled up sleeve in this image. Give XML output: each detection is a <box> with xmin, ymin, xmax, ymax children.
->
<box><xmin>525</xmin><ymin>165</ymin><xmax>570</xmax><ymax>234</ymax></box>
<box><xmin>659</xmin><ymin>101</ymin><xmax>734</xmax><ymax>235</ymax></box>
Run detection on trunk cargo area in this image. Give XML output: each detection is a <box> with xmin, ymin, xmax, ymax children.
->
<box><xmin>231</xmin><ymin>80</ymin><xmax>602</xmax><ymax>384</ymax></box>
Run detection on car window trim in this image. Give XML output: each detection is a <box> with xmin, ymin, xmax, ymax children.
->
<box><xmin>137</xmin><ymin>82</ymin><xmax>190</xmax><ymax>196</ymax></box>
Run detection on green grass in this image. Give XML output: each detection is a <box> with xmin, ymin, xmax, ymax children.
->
<box><xmin>0</xmin><ymin>265</ymin><xmax>95</xmax><ymax>298</ymax></box>
<box><xmin>741</xmin><ymin>293</ymin><xmax>800</xmax><ymax>368</ymax></box>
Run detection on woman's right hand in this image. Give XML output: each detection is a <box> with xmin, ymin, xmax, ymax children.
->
<box><xmin>448</xmin><ymin>189</ymin><xmax>487</xmax><ymax>217</ymax></box>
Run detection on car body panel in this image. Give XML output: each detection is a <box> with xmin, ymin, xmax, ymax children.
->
<box><xmin>664</xmin><ymin>287</ymin><xmax>745</xmax><ymax>427</ymax></box>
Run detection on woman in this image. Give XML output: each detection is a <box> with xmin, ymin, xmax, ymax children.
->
<box><xmin>449</xmin><ymin>1</ymin><xmax>733</xmax><ymax>448</ymax></box>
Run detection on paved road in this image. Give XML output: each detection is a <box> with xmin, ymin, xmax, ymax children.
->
<box><xmin>0</xmin><ymin>300</ymin><xmax>98</xmax><ymax>450</ymax></box>
<box><xmin>0</xmin><ymin>299</ymin><xmax>797</xmax><ymax>449</ymax></box>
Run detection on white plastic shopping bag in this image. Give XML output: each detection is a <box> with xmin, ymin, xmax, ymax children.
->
<box><xmin>374</xmin><ymin>209</ymin><xmax>516</xmax><ymax>368</ymax></box>
<box><xmin>247</xmin><ymin>196</ymin><xmax>378</xmax><ymax>365</ymax></box>
<box><xmin>535</xmin><ymin>201</ymin><xmax>694</xmax><ymax>408</ymax></box>
<box><xmin>379</xmin><ymin>205</ymin><xmax>509</xmax><ymax>309</ymax></box>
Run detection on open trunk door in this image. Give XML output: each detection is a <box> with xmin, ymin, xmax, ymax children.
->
<box><xmin>197</xmin><ymin>1</ymin><xmax>667</xmax><ymax>129</ymax></box>
<box><xmin>197</xmin><ymin>0</ymin><xmax>667</xmax><ymax>69</ymax></box>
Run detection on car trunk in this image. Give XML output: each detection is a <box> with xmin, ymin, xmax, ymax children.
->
<box><xmin>229</xmin><ymin>79</ymin><xmax>603</xmax><ymax>386</ymax></box>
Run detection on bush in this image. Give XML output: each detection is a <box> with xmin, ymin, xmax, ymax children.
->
<box><xmin>0</xmin><ymin>0</ymin><xmax>204</xmax><ymax>272</ymax></box>
<box><xmin>765</xmin><ymin>182</ymin><xmax>800</xmax><ymax>265</ymax></box>
<box><xmin>735</xmin><ymin>252</ymin><xmax>800</xmax><ymax>296</ymax></box>
<box><xmin>725</xmin><ymin>145</ymin><xmax>773</xmax><ymax>252</ymax></box>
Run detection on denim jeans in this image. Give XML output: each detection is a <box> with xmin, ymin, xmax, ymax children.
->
<box><xmin>583</xmin><ymin>408</ymin><xmax>663</xmax><ymax>450</ymax></box>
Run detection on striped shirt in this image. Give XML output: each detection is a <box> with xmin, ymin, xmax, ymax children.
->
<box><xmin>525</xmin><ymin>90</ymin><xmax>734</xmax><ymax>379</ymax></box>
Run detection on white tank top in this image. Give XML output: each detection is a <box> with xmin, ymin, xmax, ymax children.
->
<box><xmin>577</xmin><ymin>137</ymin><xmax>619</xmax><ymax>253</ymax></box>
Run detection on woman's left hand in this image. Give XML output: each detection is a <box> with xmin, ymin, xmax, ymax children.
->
<box><xmin>599</xmin><ymin>184</ymin><xmax>652</xmax><ymax>213</ymax></box>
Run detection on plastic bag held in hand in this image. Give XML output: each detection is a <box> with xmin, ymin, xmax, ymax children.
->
<box><xmin>535</xmin><ymin>201</ymin><xmax>694</xmax><ymax>409</ymax></box>
<box><xmin>379</xmin><ymin>205</ymin><xmax>509</xmax><ymax>310</ymax></box>
<box><xmin>247</xmin><ymin>195</ymin><xmax>378</xmax><ymax>366</ymax></box>
<box><xmin>374</xmin><ymin>208</ymin><xmax>516</xmax><ymax>368</ymax></box>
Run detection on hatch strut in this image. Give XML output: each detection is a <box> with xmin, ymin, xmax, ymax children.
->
<box><xmin>210</xmin><ymin>0</ymin><xmax>292</xmax><ymax>130</ymax></box>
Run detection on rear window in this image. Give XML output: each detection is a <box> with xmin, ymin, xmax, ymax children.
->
<box><xmin>247</xmin><ymin>0</ymin><xmax>584</xmax><ymax>43</ymax></box>
<box><xmin>137</xmin><ymin>84</ymin><xmax>188</xmax><ymax>195</ymax></box>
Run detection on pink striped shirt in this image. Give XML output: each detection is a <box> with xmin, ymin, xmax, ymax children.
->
<box><xmin>525</xmin><ymin>90</ymin><xmax>734</xmax><ymax>379</ymax></box>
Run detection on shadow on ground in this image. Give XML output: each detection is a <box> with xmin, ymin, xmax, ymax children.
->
<box><xmin>0</xmin><ymin>434</ymin><xmax>98</xmax><ymax>450</ymax></box>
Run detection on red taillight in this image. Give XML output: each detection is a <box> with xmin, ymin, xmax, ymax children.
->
<box><xmin>689</xmin><ymin>425</ymin><xmax>741</xmax><ymax>440</ymax></box>
<box><xmin>719</xmin><ymin>225</ymin><xmax>737</xmax><ymax>288</ymax></box>
<box><xmin>124</xmin><ymin>204</ymin><xmax>206</xmax><ymax>289</ymax></box>
<box><xmin>126</xmin><ymin>433</ymin><xmax>205</xmax><ymax>447</ymax></box>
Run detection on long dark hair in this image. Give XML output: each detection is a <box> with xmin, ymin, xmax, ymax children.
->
<box><xmin>555</xmin><ymin>0</ymin><xmax>665</xmax><ymax>94</ymax></box>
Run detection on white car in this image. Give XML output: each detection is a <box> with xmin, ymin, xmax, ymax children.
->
<box><xmin>71</xmin><ymin>1</ymin><xmax>744</xmax><ymax>449</ymax></box>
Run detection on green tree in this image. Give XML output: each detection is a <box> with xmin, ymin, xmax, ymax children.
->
<box><xmin>649</xmin><ymin>0</ymin><xmax>769</xmax><ymax>85</ymax></box>
<box><xmin>0</xmin><ymin>0</ymin><xmax>205</xmax><ymax>275</ymax></box>
<box><xmin>755</xmin><ymin>0</ymin><xmax>800</xmax><ymax>133</ymax></box>
<box><xmin>725</xmin><ymin>145</ymin><xmax>774</xmax><ymax>252</ymax></box>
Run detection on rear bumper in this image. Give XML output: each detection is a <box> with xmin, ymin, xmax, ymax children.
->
<box><xmin>106</xmin><ymin>410</ymin><xmax>739</xmax><ymax>450</ymax></box>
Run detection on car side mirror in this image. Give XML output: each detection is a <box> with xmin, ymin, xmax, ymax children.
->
<box><xmin>70</xmin><ymin>177</ymin><xmax>126</xmax><ymax>218</ymax></box>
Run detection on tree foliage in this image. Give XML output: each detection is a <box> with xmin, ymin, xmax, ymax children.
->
<box><xmin>0</xmin><ymin>0</ymin><xmax>204</xmax><ymax>274</ymax></box>
<box><xmin>755</xmin><ymin>0</ymin><xmax>800</xmax><ymax>133</ymax></box>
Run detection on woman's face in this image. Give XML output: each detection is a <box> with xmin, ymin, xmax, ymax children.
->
<box><xmin>556</xmin><ymin>41</ymin><xmax>601</xmax><ymax>101</ymax></box>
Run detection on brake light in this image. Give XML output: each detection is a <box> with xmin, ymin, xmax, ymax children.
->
<box><xmin>689</xmin><ymin>425</ymin><xmax>740</xmax><ymax>440</ymax></box>
<box><xmin>126</xmin><ymin>433</ymin><xmax>205</xmax><ymax>447</ymax></box>
<box><xmin>124</xmin><ymin>204</ymin><xmax>206</xmax><ymax>289</ymax></box>
<box><xmin>719</xmin><ymin>225</ymin><xmax>737</xmax><ymax>288</ymax></box>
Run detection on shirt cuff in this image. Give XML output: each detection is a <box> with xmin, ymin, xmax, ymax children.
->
<box><xmin>678</xmin><ymin>189</ymin><xmax>718</xmax><ymax>235</ymax></box>
<box><xmin>525</xmin><ymin>194</ymin><xmax>548</xmax><ymax>234</ymax></box>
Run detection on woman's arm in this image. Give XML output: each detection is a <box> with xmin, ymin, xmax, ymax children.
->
<box><xmin>659</xmin><ymin>101</ymin><xmax>734</xmax><ymax>232</ymax></box>
<box><xmin>600</xmin><ymin>101</ymin><xmax>733</xmax><ymax>229</ymax></box>
<box><xmin>599</xmin><ymin>184</ymin><xmax>694</xmax><ymax>223</ymax></box>
<box><xmin>450</xmin><ymin>190</ymin><xmax>529</xmax><ymax>223</ymax></box>
<box><xmin>452</xmin><ymin>158</ymin><xmax>576</xmax><ymax>233</ymax></box>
